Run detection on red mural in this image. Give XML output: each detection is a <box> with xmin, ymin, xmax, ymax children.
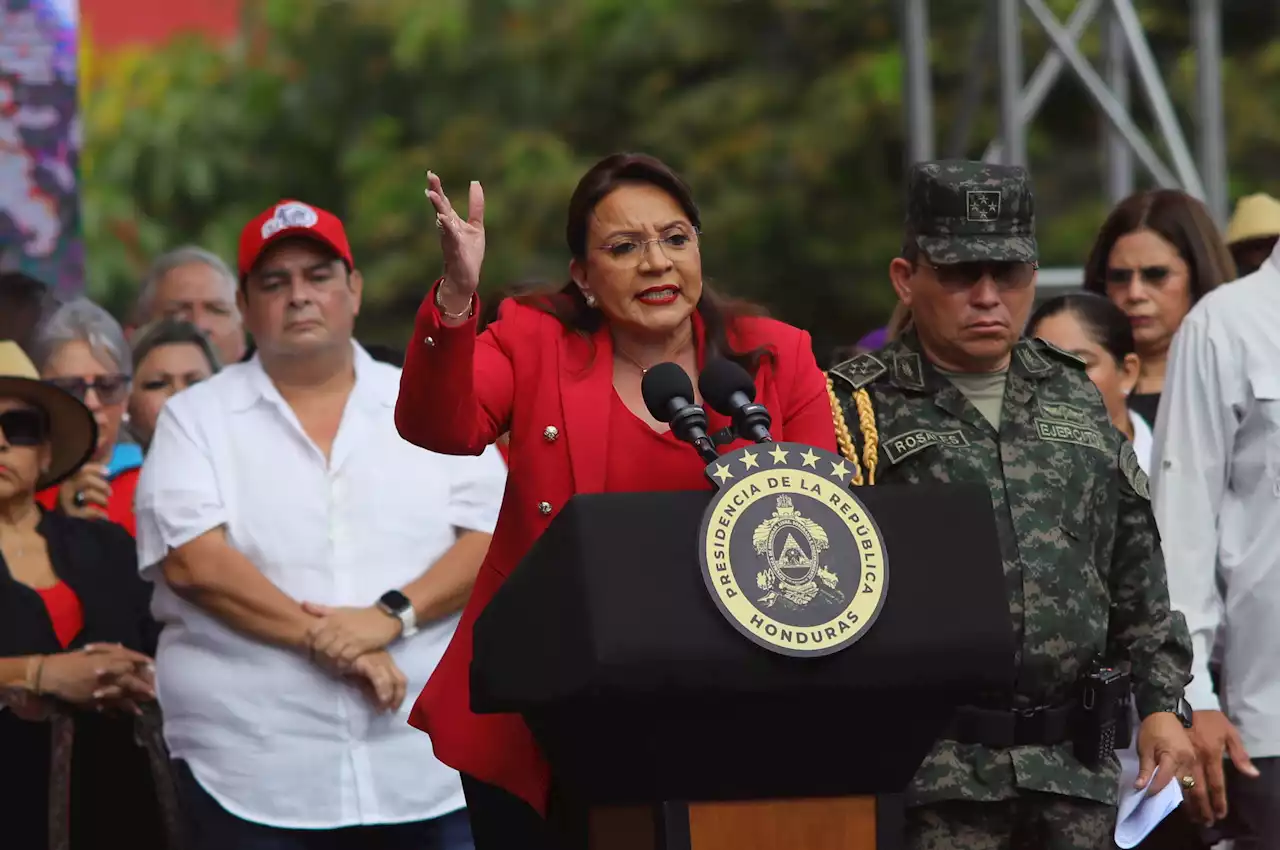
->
<box><xmin>81</xmin><ymin>0</ymin><xmax>239</xmax><ymax>49</ymax></box>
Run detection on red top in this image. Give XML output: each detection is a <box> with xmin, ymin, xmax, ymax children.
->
<box><xmin>35</xmin><ymin>582</ymin><xmax>84</xmax><ymax>649</ymax></box>
<box><xmin>36</xmin><ymin>467</ymin><xmax>140</xmax><ymax>538</ymax></box>
<box><xmin>606</xmin><ymin>393</ymin><xmax>711</xmax><ymax>494</ymax></box>
<box><xmin>396</xmin><ymin>285</ymin><xmax>838</xmax><ymax>814</ymax></box>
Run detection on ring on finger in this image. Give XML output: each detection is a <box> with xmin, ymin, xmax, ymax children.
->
<box><xmin>1180</xmin><ymin>775</ymin><xmax>1196</xmax><ymax>789</ymax></box>
<box><xmin>73</xmin><ymin>490</ymin><xmax>87</xmax><ymax>507</ymax></box>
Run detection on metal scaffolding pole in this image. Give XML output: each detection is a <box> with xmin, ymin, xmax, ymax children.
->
<box><xmin>902</xmin><ymin>0</ymin><xmax>935</xmax><ymax>164</ymax></box>
<box><xmin>985</xmin><ymin>0</ymin><xmax>1103</xmax><ymax>164</ymax></box>
<box><xmin>1194</xmin><ymin>0</ymin><xmax>1228</xmax><ymax>225</ymax></box>
<box><xmin>996</xmin><ymin>0</ymin><xmax>1027</xmax><ymax>166</ymax></box>
<box><xmin>1103</xmin><ymin>6</ymin><xmax>1134</xmax><ymax>204</ymax></box>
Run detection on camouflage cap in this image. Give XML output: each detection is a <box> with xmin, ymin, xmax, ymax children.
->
<box><xmin>907</xmin><ymin>160</ymin><xmax>1038</xmax><ymax>264</ymax></box>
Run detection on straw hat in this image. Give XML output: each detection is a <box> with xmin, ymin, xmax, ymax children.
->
<box><xmin>0</xmin><ymin>340</ymin><xmax>97</xmax><ymax>490</ymax></box>
<box><xmin>1225</xmin><ymin>194</ymin><xmax>1280</xmax><ymax>246</ymax></box>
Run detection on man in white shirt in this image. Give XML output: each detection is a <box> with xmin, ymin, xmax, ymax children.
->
<box><xmin>135</xmin><ymin>200</ymin><xmax>506</xmax><ymax>850</ymax></box>
<box><xmin>1151</xmin><ymin>240</ymin><xmax>1280</xmax><ymax>848</ymax></box>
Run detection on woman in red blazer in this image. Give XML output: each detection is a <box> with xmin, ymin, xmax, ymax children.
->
<box><xmin>398</xmin><ymin>152</ymin><xmax>837</xmax><ymax>849</ymax></box>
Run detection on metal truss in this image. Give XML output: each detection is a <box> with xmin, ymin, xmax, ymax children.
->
<box><xmin>900</xmin><ymin>0</ymin><xmax>1226</xmax><ymax>296</ymax></box>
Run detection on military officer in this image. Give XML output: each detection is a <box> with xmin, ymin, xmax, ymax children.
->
<box><xmin>828</xmin><ymin>161</ymin><xmax>1197</xmax><ymax>849</ymax></box>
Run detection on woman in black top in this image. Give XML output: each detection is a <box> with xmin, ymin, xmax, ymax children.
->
<box><xmin>0</xmin><ymin>341</ymin><xmax>164</xmax><ymax>849</ymax></box>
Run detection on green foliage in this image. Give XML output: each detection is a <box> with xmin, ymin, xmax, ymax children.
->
<box><xmin>80</xmin><ymin>0</ymin><xmax>1280</xmax><ymax>355</ymax></box>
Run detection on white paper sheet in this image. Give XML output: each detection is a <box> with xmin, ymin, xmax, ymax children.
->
<box><xmin>1114</xmin><ymin>766</ymin><xmax>1185</xmax><ymax>849</ymax></box>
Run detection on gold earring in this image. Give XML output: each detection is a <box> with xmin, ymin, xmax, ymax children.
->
<box><xmin>584</xmin><ymin>293</ymin><xmax>598</xmax><ymax>308</ymax></box>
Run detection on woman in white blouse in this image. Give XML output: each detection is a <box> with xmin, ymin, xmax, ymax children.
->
<box><xmin>1027</xmin><ymin>292</ymin><xmax>1152</xmax><ymax>470</ymax></box>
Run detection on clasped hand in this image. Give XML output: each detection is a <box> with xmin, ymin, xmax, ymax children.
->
<box><xmin>302</xmin><ymin>603</ymin><xmax>406</xmax><ymax>713</ymax></box>
<box><xmin>29</xmin><ymin>643</ymin><xmax>155</xmax><ymax>718</ymax></box>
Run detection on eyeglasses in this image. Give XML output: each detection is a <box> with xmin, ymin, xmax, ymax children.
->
<box><xmin>596</xmin><ymin>227</ymin><xmax>701</xmax><ymax>268</ymax></box>
<box><xmin>0</xmin><ymin>408</ymin><xmax>48</xmax><ymax>446</ymax></box>
<box><xmin>922</xmin><ymin>260</ymin><xmax>1039</xmax><ymax>291</ymax></box>
<box><xmin>46</xmin><ymin>374</ymin><xmax>130</xmax><ymax>406</ymax></box>
<box><xmin>1103</xmin><ymin>266</ymin><xmax>1172</xmax><ymax>287</ymax></box>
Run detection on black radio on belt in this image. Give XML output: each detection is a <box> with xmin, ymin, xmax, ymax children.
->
<box><xmin>1074</xmin><ymin>659</ymin><xmax>1131</xmax><ymax>767</ymax></box>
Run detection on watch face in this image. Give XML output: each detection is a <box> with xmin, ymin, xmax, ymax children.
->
<box><xmin>380</xmin><ymin>590</ymin><xmax>411</xmax><ymax>613</ymax></box>
<box><xmin>1177</xmin><ymin>698</ymin><xmax>1194</xmax><ymax>727</ymax></box>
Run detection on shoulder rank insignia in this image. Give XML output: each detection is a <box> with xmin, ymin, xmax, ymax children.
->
<box><xmin>1119</xmin><ymin>440</ymin><xmax>1150</xmax><ymax>500</ymax></box>
<box><xmin>1032</xmin><ymin>337</ymin><xmax>1087</xmax><ymax>370</ymax></box>
<box><xmin>829</xmin><ymin>353</ymin><xmax>887</xmax><ymax>391</ymax></box>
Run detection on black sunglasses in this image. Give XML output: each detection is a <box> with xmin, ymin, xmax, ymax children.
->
<box><xmin>0</xmin><ymin>408</ymin><xmax>48</xmax><ymax>447</ymax></box>
<box><xmin>46</xmin><ymin>373</ymin><xmax>130</xmax><ymax>406</ymax></box>
<box><xmin>1104</xmin><ymin>266</ymin><xmax>1172</xmax><ymax>286</ymax></box>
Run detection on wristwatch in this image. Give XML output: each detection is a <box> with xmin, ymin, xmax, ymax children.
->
<box><xmin>376</xmin><ymin>590</ymin><xmax>419</xmax><ymax>639</ymax></box>
<box><xmin>1171</xmin><ymin>696</ymin><xmax>1194</xmax><ymax>728</ymax></box>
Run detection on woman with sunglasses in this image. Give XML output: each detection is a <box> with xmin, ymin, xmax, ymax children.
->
<box><xmin>31</xmin><ymin>298</ymin><xmax>142</xmax><ymax>535</ymax></box>
<box><xmin>1082</xmin><ymin>190</ymin><xmax>1236</xmax><ymax>428</ymax></box>
<box><xmin>0</xmin><ymin>341</ymin><xmax>165</xmax><ymax>849</ymax></box>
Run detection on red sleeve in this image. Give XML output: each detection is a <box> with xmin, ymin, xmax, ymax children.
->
<box><xmin>778</xmin><ymin>327</ymin><xmax>838</xmax><ymax>452</ymax></box>
<box><xmin>108</xmin><ymin>467</ymin><xmax>139</xmax><ymax>537</ymax></box>
<box><xmin>395</xmin><ymin>279</ymin><xmax>516</xmax><ymax>456</ymax></box>
<box><xmin>35</xmin><ymin>486</ymin><xmax>57</xmax><ymax>511</ymax></box>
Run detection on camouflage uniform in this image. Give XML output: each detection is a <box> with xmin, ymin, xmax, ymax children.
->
<box><xmin>829</xmin><ymin>161</ymin><xmax>1193</xmax><ymax>850</ymax></box>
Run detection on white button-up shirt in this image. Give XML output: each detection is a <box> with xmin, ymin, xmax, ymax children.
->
<box><xmin>1151</xmin><ymin>244</ymin><xmax>1280</xmax><ymax>758</ymax></box>
<box><xmin>134</xmin><ymin>343</ymin><xmax>506</xmax><ymax>828</ymax></box>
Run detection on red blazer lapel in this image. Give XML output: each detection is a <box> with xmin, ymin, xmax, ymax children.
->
<box><xmin>558</xmin><ymin>325</ymin><xmax>614</xmax><ymax>495</ymax></box>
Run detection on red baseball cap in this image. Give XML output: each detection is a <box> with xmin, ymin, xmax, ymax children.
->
<box><xmin>238</xmin><ymin>200</ymin><xmax>354</xmax><ymax>277</ymax></box>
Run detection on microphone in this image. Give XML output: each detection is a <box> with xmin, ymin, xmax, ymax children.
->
<box><xmin>641</xmin><ymin>363</ymin><xmax>719</xmax><ymax>463</ymax></box>
<box><xmin>698</xmin><ymin>357</ymin><xmax>774</xmax><ymax>443</ymax></box>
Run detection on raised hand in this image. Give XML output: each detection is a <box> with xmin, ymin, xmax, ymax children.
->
<box><xmin>425</xmin><ymin>171</ymin><xmax>485</xmax><ymax>308</ymax></box>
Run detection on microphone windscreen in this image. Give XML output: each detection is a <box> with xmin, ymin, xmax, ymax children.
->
<box><xmin>699</xmin><ymin>357</ymin><xmax>756</xmax><ymax>414</ymax></box>
<box><xmin>641</xmin><ymin>362</ymin><xmax>695</xmax><ymax>423</ymax></box>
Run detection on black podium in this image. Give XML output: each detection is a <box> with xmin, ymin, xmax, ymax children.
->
<box><xmin>472</xmin><ymin>484</ymin><xmax>1012</xmax><ymax>850</ymax></box>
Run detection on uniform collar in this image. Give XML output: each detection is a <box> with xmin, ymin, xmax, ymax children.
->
<box><xmin>888</xmin><ymin>331</ymin><xmax>1051</xmax><ymax>392</ymax></box>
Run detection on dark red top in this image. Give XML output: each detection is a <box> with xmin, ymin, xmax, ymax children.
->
<box><xmin>34</xmin><ymin>582</ymin><xmax>84</xmax><ymax>649</ymax></box>
<box><xmin>606</xmin><ymin>393</ymin><xmax>712</xmax><ymax>494</ymax></box>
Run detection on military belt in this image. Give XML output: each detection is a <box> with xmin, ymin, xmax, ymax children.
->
<box><xmin>942</xmin><ymin>703</ymin><xmax>1075</xmax><ymax>748</ymax></box>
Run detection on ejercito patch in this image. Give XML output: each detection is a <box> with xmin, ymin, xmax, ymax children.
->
<box><xmin>1120</xmin><ymin>440</ymin><xmax>1150</xmax><ymax>500</ymax></box>
<box><xmin>698</xmin><ymin>443</ymin><xmax>889</xmax><ymax>657</ymax></box>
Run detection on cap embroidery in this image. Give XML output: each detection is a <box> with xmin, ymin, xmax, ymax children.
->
<box><xmin>261</xmin><ymin>202</ymin><xmax>319</xmax><ymax>239</ymax></box>
<box><xmin>966</xmin><ymin>190</ymin><xmax>1001</xmax><ymax>222</ymax></box>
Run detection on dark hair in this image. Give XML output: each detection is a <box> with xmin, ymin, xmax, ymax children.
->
<box><xmin>1026</xmin><ymin>292</ymin><xmax>1135</xmax><ymax>366</ymax></box>
<box><xmin>1082</xmin><ymin>190</ymin><xmax>1236</xmax><ymax>305</ymax></box>
<box><xmin>130</xmin><ymin>318</ymin><xmax>223</xmax><ymax>374</ymax></box>
<box><xmin>514</xmin><ymin>152</ymin><xmax>770</xmax><ymax>372</ymax></box>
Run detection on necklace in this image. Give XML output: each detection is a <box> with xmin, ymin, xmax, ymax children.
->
<box><xmin>615</xmin><ymin>347</ymin><xmax>656</xmax><ymax>374</ymax></box>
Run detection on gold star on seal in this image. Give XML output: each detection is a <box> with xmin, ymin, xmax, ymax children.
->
<box><xmin>768</xmin><ymin>446</ymin><xmax>789</xmax><ymax>464</ymax></box>
<box><xmin>800</xmin><ymin>449</ymin><xmax>820</xmax><ymax>468</ymax></box>
<box><xmin>830</xmin><ymin>460</ymin><xmax>850</xmax><ymax>481</ymax></box>
<box><xmin>740</xmin><ymin>450</ymin><xmax>760</xmax><ymax>470</ymax></box>
<box><xmin>712</xmin><ymin>463</ymin><xmax>734</xmax><ymax>483</ymax></box>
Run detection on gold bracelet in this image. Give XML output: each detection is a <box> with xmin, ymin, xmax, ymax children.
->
<box><xmin>435</xmin><ymin>283</ymin><xmax>475</xmax><ymax>321</ymax></box>
<box><xmin>26</xmin><ymin>655</ymin><xmax>45</xmax><ymax>695</ymax></box>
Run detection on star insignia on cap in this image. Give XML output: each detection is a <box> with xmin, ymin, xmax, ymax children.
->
<box><xmin>740</xmin><ymin>450</ymin><xmax>760</xmax><ymax>470</ymax></box>
<box><xmin>800</xmin><ymin>449</ymin><xmax>820</xmax><ymax>468</ymax></box>
<box><xmin>966</xmin><ymin>190</ymin><xmax>1001</xmax><ymax>222</ymax></box>
<box><xmin>712</xmin><ymin>463</ymin><xmax>734</xmax><ymax>483</ymax></box>
<box><xmin>768</xmin><ymin>446</ymin><xmax>789</xmax><ymax>464</ymax></box>
<box><xmin>830</xmin><ymin>460</ymin><xmax>851</xmax><ymax>481</ymax></box>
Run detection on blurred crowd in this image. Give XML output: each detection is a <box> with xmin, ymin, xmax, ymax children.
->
<box><xmin>1</xmin><ymin>181</ymin><xmax>1279</xmax><ymax>850</ymax></box>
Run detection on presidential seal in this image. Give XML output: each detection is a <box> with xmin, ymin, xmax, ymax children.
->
<box><xmin>698</xmin><ymin>442</ymin><xmax>889</xmax><ymax>657</ymax></box>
